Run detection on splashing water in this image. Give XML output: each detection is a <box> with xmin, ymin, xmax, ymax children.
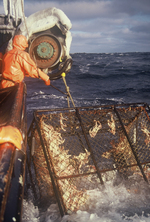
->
<box><xmin>22</xmin><ymin>200</ymin><xmax>39</xmax><ymax>222</ymax></box>
<box><xmin>23</xmin><ymin>174</ymin><xmax>150</xmax><ymax>222</ymax></box>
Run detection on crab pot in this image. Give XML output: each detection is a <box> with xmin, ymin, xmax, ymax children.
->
<box><xmin>27</xmin><ymin>103</ymin><xmax>150</xmax><ymax>216</ymax></box>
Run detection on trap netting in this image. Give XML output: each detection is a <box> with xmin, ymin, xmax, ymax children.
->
<box><xmin>28</xmin><ymin>103</ymin><xmax>150</xmax><ymax>216</ymax></box>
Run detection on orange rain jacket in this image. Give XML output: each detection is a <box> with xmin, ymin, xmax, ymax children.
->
<box><xmin>0</xmin><ymin>35</ymin><xmax>50</xmax><ymax>89</ymax></box>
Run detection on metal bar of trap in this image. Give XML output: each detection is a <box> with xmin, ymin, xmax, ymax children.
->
<box><xmin>76</xmin><ymin>107</ymin><xmax>104</xmax><ymax>185</ymax></box>
<box><xmin>114</xmin><ymin>106</ymin><xmax>149</xmax><ymax>183</ymax></box>
<box><xmin>143</xmin><ymin>104</ymin><xmax>150</xmax><ymax>123</ymax></box>
<box><xmin>26</xmin><ymin>153</ymin><xmax>38</xmax><ymax>200</ymax></box>
<box><xmin>34</xmin><ymin>112</ymin><xmax>67</xmax><ymax>216</ymax></box>
<box><xmin>27</xmin><ymin>119</ymin><xmax>43</xmax><ymax>199</ymax></box>
<box><xmin>55</xmin><ymin>160</ymin><xmax>150</xmax><ymax>180</ymax></box>
<box><xmin>27</xmin><ymin>116</ymin><xmax>35</xmax><ymax>138</ymax></box>
<box><xmin>35</xmin><ymin>102</ymin><xmax>147</xmax><ymax>114</ymax></box>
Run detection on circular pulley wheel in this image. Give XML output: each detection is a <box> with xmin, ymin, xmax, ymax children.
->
<box><xmin>29</xmin><ymin>35</ymin><xmax>62</xmax><ymax>69</ymax></box>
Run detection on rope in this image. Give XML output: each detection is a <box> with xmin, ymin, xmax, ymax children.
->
<box><xmin>50</xmin><ymin>84</ymin><xmax>67</xmax><ymax>95</ymax></box>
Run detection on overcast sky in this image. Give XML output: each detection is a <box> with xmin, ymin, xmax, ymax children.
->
<box><xmin>0</xmin><ymin>0</ymin><xmax>150</xmax><ymax>53</ymax></box>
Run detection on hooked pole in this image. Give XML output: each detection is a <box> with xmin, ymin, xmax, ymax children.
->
<box><xmin>61</xmin><ymin>72</ymin><xmax>76</xmax><ymax>108</ymax></box>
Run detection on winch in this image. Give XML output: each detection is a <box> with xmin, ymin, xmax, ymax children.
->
<box><xmin>28</xmin><ymin>34</ymin><xmax>64</xmax><ymax>74</ymax></box>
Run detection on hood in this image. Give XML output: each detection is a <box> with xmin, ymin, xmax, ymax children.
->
<box><xmin>13</xmin><ymin>35</ymin><xmax>28</xmax><ymax>50</ymax></box>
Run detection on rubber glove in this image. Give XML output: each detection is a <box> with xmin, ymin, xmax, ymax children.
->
<box><xmin>45</xmin><ymin>78</ymin><xmax>50</xmax><ymax>86</ymax></box>
<box><xmin>38</xmin><ymin>69</ymin><xmax>50</xmax><ymax>85</ymax></box>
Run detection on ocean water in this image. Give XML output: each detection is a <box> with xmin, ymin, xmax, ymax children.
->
<box><xmin>23</xmin><ymin>52</ymin><xmax>150</xmax><ymax>222</ymax></box>
<box><xmin>26</xmin><ymin>52</ymin><xmax>150</xmax><ymax>125</ymax></box>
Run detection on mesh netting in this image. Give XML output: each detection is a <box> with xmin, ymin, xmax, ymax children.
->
<box><xmin>28</xmin><ymin>103</ymin><xmax>150</xmax><ymax>215</ymax></box>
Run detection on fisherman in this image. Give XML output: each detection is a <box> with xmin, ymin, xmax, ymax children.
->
<box><xmin>0</xmin><ymin>35</ymin><xmax>50</xmax><ymax>89</ymax></box>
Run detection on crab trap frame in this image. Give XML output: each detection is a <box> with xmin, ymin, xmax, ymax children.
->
<box><xmin>27</xmin><ymin>102</ymin><xmax>150</xmax><ymax>216</ymax></box>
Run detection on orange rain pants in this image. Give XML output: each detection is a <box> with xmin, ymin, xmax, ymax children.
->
<box><xmin>0</xmin><ymin>35</ymin><xmax>50</xmax><ymax>89</ymax></box>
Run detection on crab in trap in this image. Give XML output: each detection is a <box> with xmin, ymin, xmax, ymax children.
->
<box><xmin>37</xmin><ymin>116</ymin><xmax>95</xmax><ymax>212</ymax></box>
